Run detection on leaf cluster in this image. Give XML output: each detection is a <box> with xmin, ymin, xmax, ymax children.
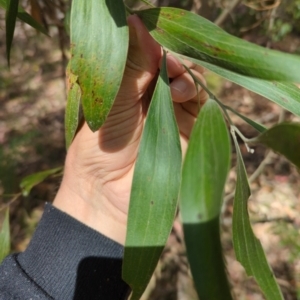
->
<box><xmin>2</xmin><ymin>0</ymin><xmax>300</xmax><ymax>299</ymax></box>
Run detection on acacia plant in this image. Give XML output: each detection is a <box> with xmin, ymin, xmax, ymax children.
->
<box><xmin>2</xmin><ymin>0</ymin><xmax>300</xmax><ymax>299</ymax></box>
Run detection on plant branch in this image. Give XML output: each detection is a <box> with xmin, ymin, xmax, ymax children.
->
<box><xmin>181</xmin><ymin>62</ymin><xmax>234</xmax><ymax>125</ymax></box>
<box><xmin>224</xmin><ymin>148</ymin><xmax>274</xmax><ymax>204</ymax></box>
<box><xmin>232</xmin><ymin>125</ymin><xmax>253</xmax><ymax>143</ymax></box>
<box><xmin>0</xmin><ymin>193</ymin><xmax>22</xmax><ymax>212</ymax></box>
<box><xmin>214</xmin><ymin>0</ymin><xmax>241</xmax><ymax>26</ymax></box>
<box><xmin>138</xmin><ymin>0</ymin><xmax>155</xmax><ymax>7</ymax></box>
<box><xmin>125</xmin><ymin>5</ymin><xmax>134</xmax><ymax>14</ymax></box>
<box><xmin>252</xmin><ymin>216</ymin><xmax>294</xmax><ymax>224</ymax></box>
<box><xmin>224</xmin><ymin>105</ymin><xmax>286</xmax><ymax>204</ymax></box>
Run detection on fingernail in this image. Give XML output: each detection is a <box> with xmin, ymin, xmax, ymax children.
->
<box><xmin>167</xmin><ymin>55</ymin><xmax>180</xmax><ymax>66</ymax></box>
<box><xmin>167</xmin><ymin>55</ymin><xmax>184</xmax><ymax>73</ymax></box>
<box><xmin>171</xmin><ymin>79</ymin><xmax>187</xmax><ymax>93</ymax></box>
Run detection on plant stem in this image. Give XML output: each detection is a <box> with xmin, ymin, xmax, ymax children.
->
<box><xmin>139</xmin><ymin>0</ymin><xmax>155</xmax><ymax>7</ymax></box>
<box><xmin>0</xmin><ymin>193</ymin><xmax>21</xmax><ymax>212</ymax></box>
<box><xmin>176</xmin><ymin>54</ymin><xmax>259</xmax><ymax>152</ymax></box>
<box><xmin>125</xmin><ymin>5</ymin><xmax>134</xmax><ymax>15</ymax></box>
<box><xmin>214</xmin><ymin>0</ymin><xmax>241</xmax><ymax>26</ymax></box>
<box><xmin>232</xmin><ymin>125</ymin><xmax>252</xmax><ymax>143</ymax></box>
<box><xmin>181</xmin><ymin>62</ymin><xmax>234</xmax><ymax>125</ymax></box>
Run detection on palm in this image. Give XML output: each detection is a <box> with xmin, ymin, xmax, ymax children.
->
<box><xmin>61</xmin><ymin>15</ymin><xmax>207</xmax><ymax>241</ymax></box>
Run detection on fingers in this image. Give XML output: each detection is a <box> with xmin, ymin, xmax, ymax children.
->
<box><xmin>165</xmin><ymin>54</ymin><xmax>206</xmax><ymax>77</ymax></box>
<box><xmin>165</xmin><ymin>55</ymin><xmax>208</xmax><ymax>141</ymax></box>
<box><xmin>173</xmin><ymin>103</ymin><xmax>195</xmax><ymax>139</ymax></box>
<box><xmin>170</xmin><ymin>70</ymin><xmax>207</xmax><ymax>104</ymax></box>
<box><xmin>115</xmin><ymin>15</ymin><xmax>162</xmax><ymax>105</ymax></box>
<box><xmin>126</xmin><ymin>15</ymin><xmax>162</xmax><ymax>77</ymax></box>
<box><xmin>163</xmin><ymin>54</ymin><xmax>207</xmax><ymax>104</ymax></box>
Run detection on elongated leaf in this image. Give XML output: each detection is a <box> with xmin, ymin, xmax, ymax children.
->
<box><xmin>232</xmin><ymin>134</ymin><xmax>283</xmax><ymax>300</ymax></box>
<box><xmin>255</xmin><ymin>123</ymin><xmax>300</xmax><ymax>168</ymax></box>
<box><xmin>177</xmin><ymin>57</ymin><xmax>300</xmax><ymax>119</ymax></box>
<box><xmin>227</xmin><ymin>107</ymin><xmax>267</xmax><ymax>133</ymax></box>
<box><xmin>0</xmin><ymin>208</ymin><xmax>10</xmax><ymax>263</ymax></box>
<box><xmin>137</xmin><ymin>7</ymin><xmax>300</xmax><ymax>82</ymax></box>
<box><xmin>20</xmin><ymin>167</ymin><xmax>63</xmax><ymax>196</ymax></box>
<box><xmin>70</xmin><ymin>0</ymin><xmax>128</xmax><ymax>131</ymax></box>
<box><xmin>180</xmin><ymin>99</ymin><xmax>232</xmax><ymax>299</ymax></box>
<box><xmin>6</xmin><ymin>0</ymin><xmax>19</xmax><ymax>65</ymax></box>
<box><xmin>17</xmin><ymin>10</ymin><xmax>48</xmax><ymax>35</ymax></box>
<box><xmin>0</xmin><ymin>0</ymin><xmax>48</xmax><ymax>35</ymax></box>
<box><xmin>65</xmin><ymin>64</ymin><xmax>81</xmax><ymax>149</ymax></box>
<box><xmin>123</xmin><ymin>52</ymin><xmax>182</xmax><ymax>300</ymax></box>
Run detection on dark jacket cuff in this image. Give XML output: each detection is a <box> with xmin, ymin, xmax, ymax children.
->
<box><xmin>16</xmin><ymin>203</ymin><xmax>130</xmax><ymax>299</ymax></box>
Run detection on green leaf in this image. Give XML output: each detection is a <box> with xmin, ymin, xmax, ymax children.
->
<box><xmin>16</xmin><ymin>10</ymin><xmax>48</xmax><ymax>35</ymax></box>
<box><xmin>0</xmin><ymin>0</ymin><xmax>48</xmax><ymax>36</ymax></box>
<box><xmin>232</xmin><ymin>133</ymin><xmax>283</xmax><ymax>300</ymax></box>
<box><xmin>180</xmin><ymin>58</ymin><xmax>300</xmax><ymax>119</ymax></box>
<box><xmin>123</xmin><ymin>52</ymin><xmax>182</xmax><ymax>300</ymax></box>
<box><xmin>70</xmin><ymin>0</ymin><xmax>128</xmax><ymax>131</ymax></box>
<box><xmin>0</xmin><ymin>208</ymin><xmax>10</xmax><ymax>263</ymax></box>
<box><xmin>5</xmin><ymin>0</ymin><xmax>19</xmax><ymax>65</ymax></box>
<box><xmin>20</xmin><ymin>167</ymin><xmax>63</xmax><ymax>196</ymax></box>
<box><xmin>227</xmin><ymin>107</ymin><xmax>267</xmax><ymax>133</ymax></box>
<box><xmin>180</xmin><ymin>99</ymin><xmax>232</xmax><ymax>300</ymax></box>
<box><xmin>137</xmin><ymin>7</ymin><xmax>300</xmax><ymax>82</ymax></box>
<box><xmin>65</xmin><ymin>64</ymin><xmax>81</xmax><ymax>149</ymax></box>
<box><xmin>255</xmin><ymin>123</ymin><xmax>300</xmax><ymax>168</ymax></box>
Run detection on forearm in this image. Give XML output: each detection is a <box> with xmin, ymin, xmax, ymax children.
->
<box><xmin>0</xmin><ymin>203</ymin><xmax>130</xmax><ymax>300</ymax></box>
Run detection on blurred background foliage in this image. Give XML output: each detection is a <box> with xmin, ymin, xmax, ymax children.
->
<box><xmin>1</xmin><ymin>0</ymin><xmax>300</xmax><ymax>299</ymax></box>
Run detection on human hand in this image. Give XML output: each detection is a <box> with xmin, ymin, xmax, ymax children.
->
<box><xmin>53</xmin><ymin>15</ymin><xmax>207</xmax><ymax>245</ymax></box>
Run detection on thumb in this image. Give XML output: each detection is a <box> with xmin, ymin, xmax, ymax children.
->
<box><xmin>127</xmin><ymin>15</ymin><xmax>162</xmax><ymax>75</ymax></box>
<box><xmin>116</xmin><ymin>15</ymin><xmax>162</xmax><ymax>101</ymax></box>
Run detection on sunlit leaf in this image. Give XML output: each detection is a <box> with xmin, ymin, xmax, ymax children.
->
<box><xmin>5</xmin><ymin>0</ymin><xmax>19</xmax><ymax>65</ymax></box>
<box><xmin>65</xmin><ymin>64</ymin><xmax>81</xmax><ymax>149</ymax></box>
<box><xmin>232</xmin><ymin>133</ymin><xmax>283</xmax><ymax>300</ymax></box>
<box><xmin>180</xmin><ymin>99</ymin><xmax>232</xmax><ymax>299</ymax></box>
<box><xmin>137</xmin><ymin>7</ymin><xmax>300</xmax><ymax>82</ymax></box>
<box><xmin>255</xmin><ymin>123</ymin><xmax>300</xmax><ymax>168</ymax></box>
<box><xmin>0</xmin><ymin>0</ymin><xmax>48</xmax><ymax>36</ymax></box>
<box><xmin>177</xmin><ymin>57</ymin><xmax>300</xmax><ymax>119</ymax></box>
<box><xmin>227</xmin><ymin>107</ymin><xmax>267</xmax><ymax>133</ymax></box>
<box><xmin>70</xmin><ymin>0</ymin><xmax>128</xmax><ymax>131</ymax></box>
<box><xmin>20</xmin><ymin>167</ymin><xmax>63</xmax><ymax>196</ymax></box>
<box><xmin>123</xmin><ymin>52</ymin><xmax>182</xmax><ymax>300</ymax></box>
<box><xmin>0</xmin><ymin>208</ymin><xmax>10</xmax><ymax>263</ymax></box>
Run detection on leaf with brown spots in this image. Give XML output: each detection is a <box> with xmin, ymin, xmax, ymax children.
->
<box><xmin>65</xmin><ymin>63</ymin><xmax>81</xmax><ymax>149</ymax></box>
<box><xmin>70</xmin><ymin>0</ymin><xmax>128</xmax><ymax>131</ymax></box>
<box><xmin>137</xmin><ymin>7</ymin><xmax>300</xmax><ymax>82</ymax></box>
<box><xmin>186</xmin><ymin>59</ymin><xmax>300</xmax><ymax>118</ymax></box>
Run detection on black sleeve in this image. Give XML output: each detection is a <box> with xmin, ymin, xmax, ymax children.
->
<box><xmin>0</xmin><ymin>203</ymin><xmax>130</xmax><ymax>300</ymax></box>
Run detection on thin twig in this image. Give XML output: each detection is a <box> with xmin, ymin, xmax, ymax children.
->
<box><xmin>214</xmin><ymin>0</ymin><xmax>241</xmax><ymax>26</ymax></box>
<box><xmin>244</xmin><ymin>0</ymin><xmax>281</xmax><ymax>11</ymax></box>
<box><xmin>224</xmin><ymin>107</ymin><xmax>285</xmax><ymax>203</ymax></box>
<box><xmin>138</xmin><ymin>0</ymin><xmax>155</xmax><ymax>7</ymax></box>
<box><xmin>252</xmin><ymin>216</ymin><xmax>294</xmax><ymax>224</ymax></box>
<box><xmin>0</xmin><ymin>193</ymin><xmax>22</xmax><ymax>212</ymax></box>
<box><xmin>181</xmin><ymin>62</ymin><xmax>234</xmax><ymax>125</ymax></box>
<box><xmin>125</xmin><ymin>5</ymin><xmax>134</xmax><ymax>14</ymax></box>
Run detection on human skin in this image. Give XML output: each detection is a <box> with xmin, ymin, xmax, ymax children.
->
<box><xmin>53</xmin><ymin>15</ymin><xmax>208</xmax><ymax>245</ymax></box>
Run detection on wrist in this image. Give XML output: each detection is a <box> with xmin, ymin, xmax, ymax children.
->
<box><xmin>53</xmin><ymin>170</ymin><xmax>127</xmax><ymax>245</ymax></box>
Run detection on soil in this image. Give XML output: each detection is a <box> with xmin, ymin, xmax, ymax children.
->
<box><xmin>1</xmin><ymin>8</ymin><xmax>300</xmax><ymax>300</ymax></box>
